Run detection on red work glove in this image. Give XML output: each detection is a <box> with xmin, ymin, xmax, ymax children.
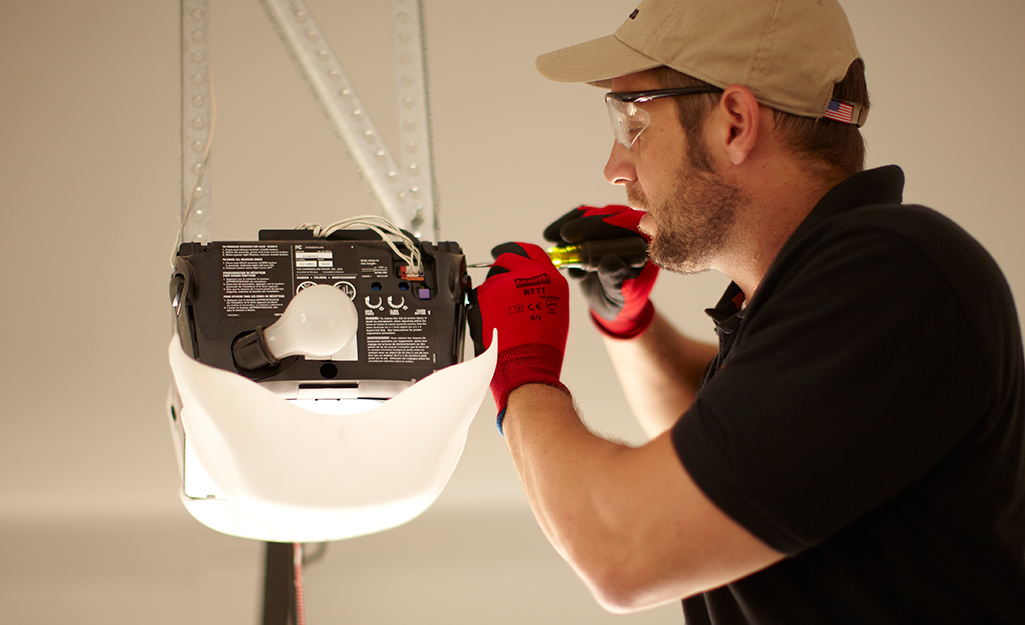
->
<box><xmin>467</xmin><ymin>242</ymin><xmax>570</xmax><ymax>435</ymax></box>
<box><xmin>543</xmin><ymin>205</ymin><xmax>658</xmax><ymax>339</ymax></box>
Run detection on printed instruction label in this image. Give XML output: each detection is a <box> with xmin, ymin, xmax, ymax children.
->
<box><xmin>363</xmin><ymin>306</ymin><xmax>436</xmax><ymax>364</ymax></box>
<box><xmin>221</xmin><ymin>244</ymin><xmax>291</xmax><ymax>317</ymax></box>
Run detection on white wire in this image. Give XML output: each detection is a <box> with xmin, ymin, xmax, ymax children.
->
<box><xmin>167</xmin><ymin>76</ymin><xmax>421</xmax><ymax>282</ymax></box>
<box><xmin>295</xmin><ymin>215</ymin><xmax>423</xmax><ymax>276</ymax></box>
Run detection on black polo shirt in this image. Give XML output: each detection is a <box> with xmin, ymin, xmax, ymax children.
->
<box><xmin>672</xmin><ymin>166</ymin><xmax>1025</xmax><ymax>623</ymax></box>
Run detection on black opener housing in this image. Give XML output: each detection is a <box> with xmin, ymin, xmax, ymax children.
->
<box><xmin>170</xmin><ymin>229</ymin><xmax>470</xmax><ymax>399</ymax></box>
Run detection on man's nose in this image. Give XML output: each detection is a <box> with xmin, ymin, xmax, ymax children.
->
<box><xmin>603</xmin><ymin>139</ymin><xmax>635</xmax><ymax>186</ymax></box>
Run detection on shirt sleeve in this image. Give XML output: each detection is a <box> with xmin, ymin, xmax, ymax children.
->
<box><xmin>672</xmin><ymin>216</ymin><xmax>994</xmax><ymax>555</ymax></box>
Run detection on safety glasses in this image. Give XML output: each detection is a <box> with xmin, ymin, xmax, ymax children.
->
<box><xmin>605</xmin><ymin>87</ymin><xmax>723</xmax><ymax>150</ymax></box>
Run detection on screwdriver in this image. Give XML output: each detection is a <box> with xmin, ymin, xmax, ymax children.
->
<box><xmin>467</xmin><ymin>238</ymin><xmax>648</xmax><ymax>271</ymax></box>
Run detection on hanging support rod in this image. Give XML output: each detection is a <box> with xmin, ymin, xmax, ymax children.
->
<box><xmin>180</xmin><ymin>0</ymin><xmax>214</xmax><ymax>243</ymax></box>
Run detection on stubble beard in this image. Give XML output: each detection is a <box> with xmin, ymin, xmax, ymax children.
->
<box><xmin>631</xmin><ymin>159</ymin><xmax>744</xmax><ymax>276</ymax></box>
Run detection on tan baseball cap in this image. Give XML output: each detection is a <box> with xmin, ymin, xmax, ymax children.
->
<box><xmin>536</xmin><ymin>0</ymin><xmax>867</xmax><ymax>125</ymax></box>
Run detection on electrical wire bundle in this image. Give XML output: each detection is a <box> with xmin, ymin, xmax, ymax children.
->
<box><xmin>295</xmin><ymin>215</ymin><xmax>423</xmax><ymax>277</ymax></box>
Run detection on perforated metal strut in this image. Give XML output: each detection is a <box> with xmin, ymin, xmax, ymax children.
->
<box><xmin>389</xmin><ymin>0</ymin><xmax>440</xmax><ymax>240</ymax></box>
<box><xmin>180</xmin><ymin>0</ymin><xmax>213</xmax><ymax>243</ymax></box>
<box><xmin>179</xmin><ymin>0</ymin><xmax>440</xmax><ymax>242</ymax></box>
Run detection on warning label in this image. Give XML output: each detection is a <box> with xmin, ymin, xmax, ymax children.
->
<box><xmin>365</xmin><ymin>312</ymin><xmax>435</xmax><ymax>364</ymax></box>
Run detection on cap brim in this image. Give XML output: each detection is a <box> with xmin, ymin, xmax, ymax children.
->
<box><xmin>535</xmin><ymin>34</ymin><xmax>662</xmax><ymax>89</ymax></box>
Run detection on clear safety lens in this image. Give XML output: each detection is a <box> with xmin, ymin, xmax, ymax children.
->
<box><xmin>606</xmin><ymin>95</ymin><xmax>650</xmax><ymax>150</ymax></box>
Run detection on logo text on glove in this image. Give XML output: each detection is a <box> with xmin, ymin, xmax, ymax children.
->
<box><xmin>514</xmin><ymin>274</ymin><xmax>551</xmax><ymax>289</ymax></box>
<box><xmin>515</xmin><ymin>273</ymin><xmax>552</xmax><ymax>296</ymax></box>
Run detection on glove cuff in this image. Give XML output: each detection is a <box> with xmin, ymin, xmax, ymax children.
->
<box><xmin>491</xmin><ymin>344</ymin><xmax>570</xmax><ymax>435</ymax></box>
<box><xmin>590</xmin><ymin>300</ymin><xmax>655</xmax><ymax>340</ymax></box>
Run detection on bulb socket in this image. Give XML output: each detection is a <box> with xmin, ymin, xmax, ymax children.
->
<box><xmin>232</xmin><ymin>327</ymin><xmax>281</xmax><ymax>372</ymax></box>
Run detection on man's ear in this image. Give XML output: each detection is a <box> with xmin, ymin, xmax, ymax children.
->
<box><xmin>716</xmin><ymin>85</ymin><xmax>761</xmax><ymax>166</ymax></box>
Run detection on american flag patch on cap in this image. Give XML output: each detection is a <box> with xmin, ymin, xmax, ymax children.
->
<box><xmin>822</xmin><ymin>98</ymin><xmax>868</xmax><ymax>127</ymax></box>
<box><xmin>823</xmin><ymin>99</ymin><xmax>855</xmax><ymax>124</ymax></box>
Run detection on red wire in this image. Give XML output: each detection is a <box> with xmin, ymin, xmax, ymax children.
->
<box><xmin>294</xmin><ymin>542</ymin><xmax>306</xmax><ymax>625</ymax></box>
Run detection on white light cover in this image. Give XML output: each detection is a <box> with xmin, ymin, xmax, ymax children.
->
<box><xmin>167</xmin><ymin>331</ymin><xmax>497</xmax><ymax>543</ymax></box>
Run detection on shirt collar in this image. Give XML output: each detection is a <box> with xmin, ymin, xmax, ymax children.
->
<box><xmin>772</xmin><ymin>165</ymin><xmax>905</xmax><ymax>270</ymax></box>
<box><xmin>703</xmin><ymin>165</ymin><xmax>906</xmax><ymax>333</ymax></box>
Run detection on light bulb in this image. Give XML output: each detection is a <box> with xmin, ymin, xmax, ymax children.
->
<box><xmin>263</xmin><ymin>285</ymin><xmax>357</xmax><ymax>359</ymax></box>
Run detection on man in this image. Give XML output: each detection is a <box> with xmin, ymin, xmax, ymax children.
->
<box><xmin>468</xmin><ymin>0</ymin><xmax>1025</xmax><ymax>622</ymax></box>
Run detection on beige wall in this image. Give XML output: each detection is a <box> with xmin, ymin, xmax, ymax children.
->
<box><xmin>1</xmin><ymin>0</ymin><xmax>1022</xmax><ymax>622</ymax></box>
